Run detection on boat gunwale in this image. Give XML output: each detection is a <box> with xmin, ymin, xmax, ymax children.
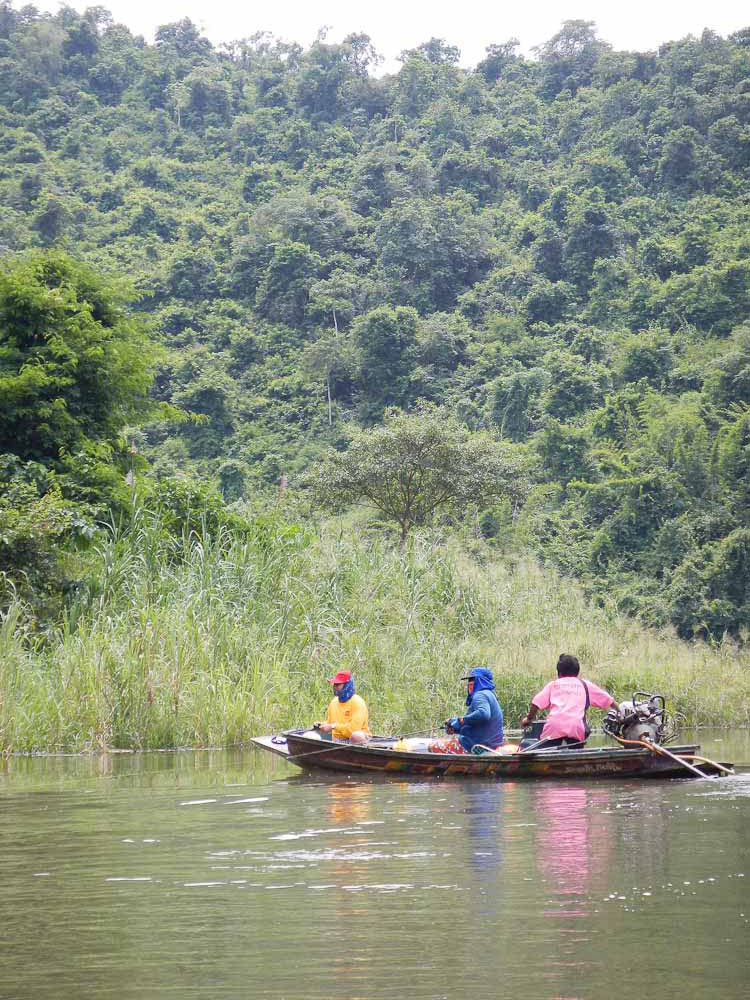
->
<box><xmin>265</xmin><ymin>730</ymin><xmax>705</xmax><ymax>765</ymax></box>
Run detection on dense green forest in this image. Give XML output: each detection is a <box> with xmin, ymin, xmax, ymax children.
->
<box><xmin>3</xmin><ymin>3</ymin><xmax>750</xmax><ymax>647</ymax></box>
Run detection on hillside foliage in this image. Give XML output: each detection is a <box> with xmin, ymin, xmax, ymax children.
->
<box><xmin>2</xmin><ymin>5</ymin><xmax>750</xmax><ymax>638</ymax></box>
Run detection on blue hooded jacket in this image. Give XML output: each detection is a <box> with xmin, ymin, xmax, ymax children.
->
<box><xmin>458</xmin><ymin>667</ymin><xmax>504</xmax><ymax>750</ymax></box>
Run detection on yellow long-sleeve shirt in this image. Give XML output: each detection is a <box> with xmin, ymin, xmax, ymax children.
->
<box><xmin>326</xmin><ymin>694</ymin><xmax>371</xmax><ymax>739</ymax></box>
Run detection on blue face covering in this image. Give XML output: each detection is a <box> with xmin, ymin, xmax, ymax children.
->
<box><xmin>466</xmin><ymin>667</ymin><xmax>495</xmax><ymax>706</ymax></box>
<box><xmin>337</xmin><ymin>679</ymin><xmax>355</xmax><ymax>702</ymax></box>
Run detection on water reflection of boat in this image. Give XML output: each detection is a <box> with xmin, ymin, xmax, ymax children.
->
<box><xmin>533</xmin><ymin>785</ymin><xmax>611</xmax><ymax>911</ymax></box>
<box><xmin>325</xmin><ymin>781</ymin><xmax>372</xmax><ymax>826</ymax></box>
<box><xmin>252</xmin><ymin>731</ymin><xmax>732</xmax><ymax>779</ymax></box>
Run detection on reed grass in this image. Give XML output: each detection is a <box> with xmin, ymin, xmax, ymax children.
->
<box><xmin>1</xmin><ymin>508</ymin><xmax>749</xmax><ymax>753</ymax></box>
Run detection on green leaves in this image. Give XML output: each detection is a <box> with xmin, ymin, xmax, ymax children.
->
<box><xmin>0</xmin><ymin>251</ymin><xmax>163</xmax><ymax>466</ymax></box>
<box><xmin>309</xmin><ymin>405</ymin><xmax>526</xmax><ymax>541</ymax></box>
<box><xmin>3</xmin><ymin>8</ymin><xmax>750</xmax><ymax>645</ymax></box>
<box><xmin>375</xmin><ymin>195</ymin><xmax>492</xmax><ymax>312</ymax></box>
<box><xmin>0</xmin><ymin>453</ymin><xmax>96</xmax><ymax>619</ymax></box>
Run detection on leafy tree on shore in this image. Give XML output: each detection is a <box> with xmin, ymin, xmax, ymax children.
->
<box><xmin>0</xmin><ymin>251</ymin><xmax>164</xmax><ymax>466</ymax></box>
<box><xmin>309</xmin><ymin>405</ymin><xmax>526</xmax><ymax>542</ymax></box>
<box><xmin>0</xmin><ymin>250</ymin><xmax>171</xmax><ymax>615</ymax></box>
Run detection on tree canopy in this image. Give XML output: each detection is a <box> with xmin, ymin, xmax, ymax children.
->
<box><xmin>309</xmin><ymin>406</ymin><xmax>526</xmax><ymax>541</ymax></box>
<box><xmin>0</xmin><ymin>251</ymin><xmax>163</xmax><ymax>465</ymax></box>
<box><xmin>0</xmin><ymin>249</ymin><xmax>167</xmax><ymax>617</ymax></box>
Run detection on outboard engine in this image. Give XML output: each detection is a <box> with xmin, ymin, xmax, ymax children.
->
<box><xmin>603</xmin><ymin>692</ymin><xmax>673</xmax><ymax>744</ymax></box>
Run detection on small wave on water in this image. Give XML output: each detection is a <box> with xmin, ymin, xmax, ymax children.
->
<box><xmin>3</xmin><ymin>742</ymin><xmax>750</xmax><ymax>999</ymax></box>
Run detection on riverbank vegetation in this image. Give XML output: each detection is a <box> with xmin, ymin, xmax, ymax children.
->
<box><xmin>2</xmin><ymin>507</ymin><xmax>748</xmax><ymax>753</ymax></box>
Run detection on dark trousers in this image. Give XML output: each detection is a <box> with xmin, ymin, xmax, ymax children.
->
<box><xmin>536</xmin><ymin>736</ymin><xmax>585</xmax><ymax>749</ymax></box>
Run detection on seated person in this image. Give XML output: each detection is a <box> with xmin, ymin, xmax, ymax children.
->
<box><xmin>521</xmin><ymin>654</ymin><xmax>615</xmax><ymax>748</ymax></box>
<box><xmin>443</xmin><ymin>666</ymin><xmax>505</xmax><ymax>752</ymax></box>
<box><xmin>314</xmin><ymin>671</ymin><xmax>371</xmax><ymax>744</ymax></box>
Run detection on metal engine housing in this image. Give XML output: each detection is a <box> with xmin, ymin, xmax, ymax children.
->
<box><xmin>603</xmin><ymin>693</ymin><xmax>670</xmax><ymax>744</ymax></box>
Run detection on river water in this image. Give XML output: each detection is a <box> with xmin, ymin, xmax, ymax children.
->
<box><xmin>2</xmin><ymin>729</ymin><xmax>749</xmax><ymax>1000</ymax></box>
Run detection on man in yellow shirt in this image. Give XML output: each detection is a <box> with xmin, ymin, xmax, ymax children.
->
<box><xmin>314</xmin><ymin>671</ymin><xmax>371</xmax><ymax>743</ymax></box>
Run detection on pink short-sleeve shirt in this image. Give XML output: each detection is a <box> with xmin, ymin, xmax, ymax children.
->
<box><xmin>532</xmin><ymin>676</ymin><xmax>615</xmax><ymax>742</ymax></box>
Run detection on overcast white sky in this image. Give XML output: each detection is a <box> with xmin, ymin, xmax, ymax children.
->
<box><xmin>22</xmin><ymin>1</ymin><xmax>750</xmax><ymax>72</ymax></box>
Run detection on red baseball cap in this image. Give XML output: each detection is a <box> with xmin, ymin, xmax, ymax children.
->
<box><xmin>327</xmin><ymin>671</ymin><xmax>352</xmax><ymax>684</ymax></box>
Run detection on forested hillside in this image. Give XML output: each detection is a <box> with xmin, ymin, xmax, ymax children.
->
<box><xmin>3</xmin><ymin>4</ymin><xmax>750</xmax><ymax>640</ymax></box>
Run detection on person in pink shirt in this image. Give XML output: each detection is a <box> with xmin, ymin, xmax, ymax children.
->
<box><xmin>521</xmin><ymin>654</ymin><xmax>615</xmax><ymax>748</ymax></box>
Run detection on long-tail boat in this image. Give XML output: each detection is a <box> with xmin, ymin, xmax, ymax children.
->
<box><xmin>251</xmin><ymin>729</ymin><xmax>733</xmax><ymax>779</ymax></box>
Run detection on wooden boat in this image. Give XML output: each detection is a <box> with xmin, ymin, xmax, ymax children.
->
<box><xmin>252</xmin><ymin>730</ymin><xmax>733</xmax><ymax>779</ymax></box>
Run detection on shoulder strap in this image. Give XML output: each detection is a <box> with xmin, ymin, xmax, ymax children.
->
<box><xmin>577</xmin><ymin>677</ymin><xmax>590</xmax><ymax>719</ymax></box>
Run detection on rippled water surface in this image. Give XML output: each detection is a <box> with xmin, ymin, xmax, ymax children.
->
<box><xmin>2</xmin><ymin>729</ymin><xmax>750</xmax><ymax>1000</ymax></box>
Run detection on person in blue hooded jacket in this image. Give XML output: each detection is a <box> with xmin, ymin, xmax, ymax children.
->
<box><xmin>445</xmin><ymin>667</ymin><xmax>505</xmax><ymax>751</ymax></box>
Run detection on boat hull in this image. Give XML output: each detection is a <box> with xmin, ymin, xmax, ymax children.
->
<box><xmin>252</xmin><ymin>732</ymin><xmax>730</xmax><ymax>779</ymax></box>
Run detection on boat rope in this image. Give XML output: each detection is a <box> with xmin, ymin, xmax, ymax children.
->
<box><xmin>285</xmin><ymin>741</ymin><xmax>367</xmax><ymax>762</ymax></box>
<box><xmin>285</xmin><ymin>729</ymin><xmax>435</xmax><ymax>762</ymax></box>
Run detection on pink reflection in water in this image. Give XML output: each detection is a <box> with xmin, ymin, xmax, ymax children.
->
<box><xmin>533</xmin><ymin>784</ymin><xmax>612</xmax><ymax>918</ymax></box>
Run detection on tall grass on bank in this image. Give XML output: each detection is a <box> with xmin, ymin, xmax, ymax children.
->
<box><xmin>1</xmin><ymin>509</ymin><xmax>749</xmax><ymax>752</ymax></box>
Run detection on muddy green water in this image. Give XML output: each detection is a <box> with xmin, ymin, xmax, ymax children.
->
<box><xmin>2</xmin><ymin>729</ymin><xmax>749</xmax><ymax>1000</ymax></box>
